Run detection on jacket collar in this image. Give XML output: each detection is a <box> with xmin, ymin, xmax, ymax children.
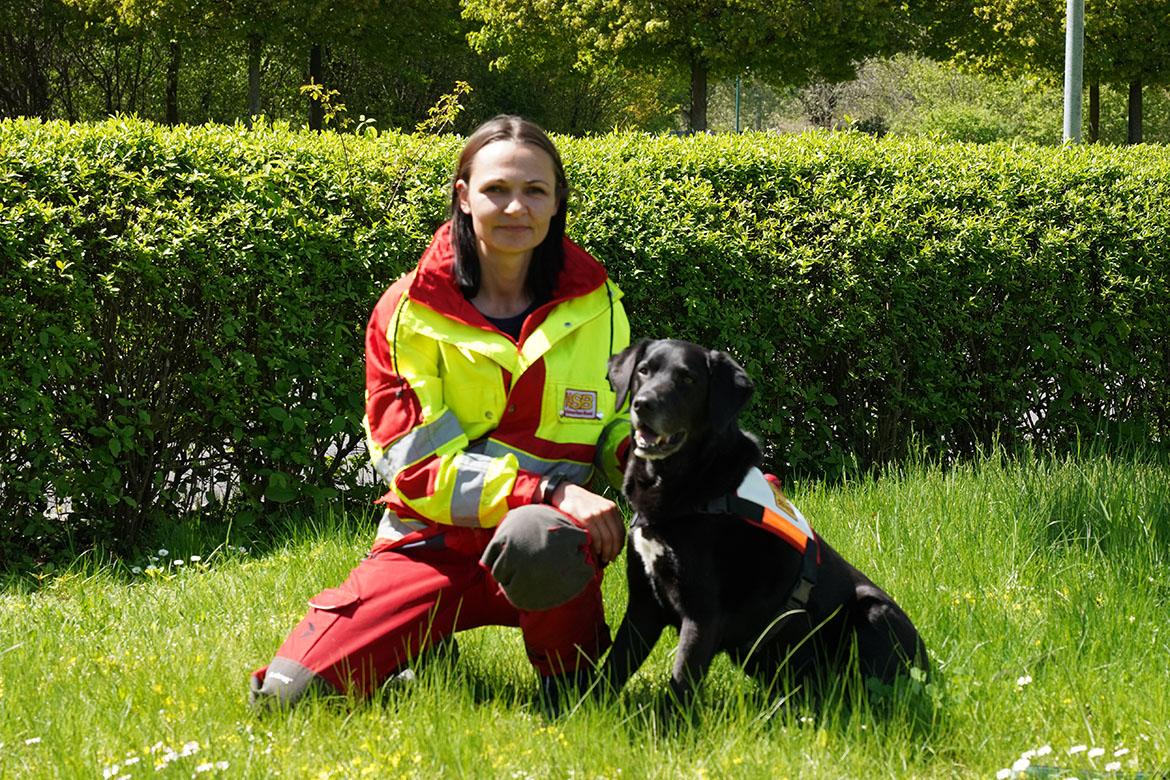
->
<box><xmin>409</xmin><ymin>222</ymin><xmax>610</xmax><ymax>329</ymax></box>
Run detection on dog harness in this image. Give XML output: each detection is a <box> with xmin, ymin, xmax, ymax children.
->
<box><xmin>697</xmin><ymin>467</ymin><xmax>821</xmax><ymax>619</ymax></box>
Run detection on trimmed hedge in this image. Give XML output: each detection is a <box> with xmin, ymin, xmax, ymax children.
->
<box><xmin>569</xmin><ymin>133</ymin><xmax>1170</xmax><ymax>476</ymax></box>
<box><xmin>3</xmin><ymin>118</ymin><xmax>1168</xmax><ymax>564</ymax></box>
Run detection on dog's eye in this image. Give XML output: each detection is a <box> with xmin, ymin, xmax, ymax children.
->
<box><xmin>680</xmin><ymin>374</ymin><xmax>695</xmax><ymax>385</ymax></box>
<box><xmin>637</xmin><ymin>364</ymin><xmax>651</xmax><ymax>376</ymax></box>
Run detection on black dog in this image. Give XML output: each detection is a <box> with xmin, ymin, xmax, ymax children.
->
<box><xmin>600</xmin><ymin>339</ymin><xmax>927</xmax><ymax>709</ymax></box>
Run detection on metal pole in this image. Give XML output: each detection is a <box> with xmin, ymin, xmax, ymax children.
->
<box><xmin>735</xmin><ymin>77</ymin><xmax>741</xmax><ymax>133</ymax></box>
<box><xmin>1063</xmin><ymin>0</ymin><xmax>1084</xmax><ymax>143</ymax></box>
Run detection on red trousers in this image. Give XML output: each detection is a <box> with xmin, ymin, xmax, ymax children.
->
<box><xmin>251</xmin><ymin>525</ymin><xmax>610</xmax><ymax>698</ymax></box>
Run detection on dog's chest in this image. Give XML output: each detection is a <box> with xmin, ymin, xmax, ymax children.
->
<box><xmin>630</xmin><ymin>523</ymin><xmax>690</xmax><ymax>614</ymax></box>
<box><xmin>631</xmin><ymin>525</ymin><xmax>673</xmax><ymax>579</ymax></box>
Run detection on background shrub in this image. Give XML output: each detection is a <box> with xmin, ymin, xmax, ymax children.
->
<box><xmin>2</xmin><ymin>118</ymin><xmax>1168</xmax><ymax>565</ymax></box>
<box><xmin>0</xmin><ymin>118</ymin><xmax>456</xmax><ymax>564</ymax></box>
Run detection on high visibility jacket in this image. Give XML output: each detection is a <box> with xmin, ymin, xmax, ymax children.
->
<box><xmin>364</xmin><ymin>222</ymin><xmax>630</xmax><ymax>531</ymax></box>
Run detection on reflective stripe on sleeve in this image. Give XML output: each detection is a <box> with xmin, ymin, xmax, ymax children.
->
<box><xmin>372</xmin><ymin>409</ymin><xmax>465</xmax><ymax>486</ymax></box>
<box><xmin>449</xmin><ymin>452</ymin><xmax>491</xmax><ymax>527</ymax></box>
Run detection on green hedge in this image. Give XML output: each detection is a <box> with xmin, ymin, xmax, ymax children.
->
<box><xmin>3</xmin><ymin>118</ymin><xmax>1168</xmax><ymax>564</ymax></box>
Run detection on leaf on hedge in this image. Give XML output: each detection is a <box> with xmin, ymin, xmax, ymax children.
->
<box><xmin>265</xmin><ymin>484</ymin><xmax>298</xmax><ymax>503</ymax></box>
<box><xmin>265</xmin><ymin>472</ymin><xmax>298</xmax><ymax>503</ymax></box>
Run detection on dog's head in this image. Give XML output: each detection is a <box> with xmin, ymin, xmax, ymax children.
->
<box><xmin>607</xmin><ymin>339</ymin><xmax>754</xmax><ymax>460</ymax></box>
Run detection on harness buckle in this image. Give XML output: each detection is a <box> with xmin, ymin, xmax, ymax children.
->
<box><xmin>787</xmin><ymin>575</ymin><xmax>816</xmax><ymax>610</ymax></box>
<box><xmin>702</xmin><ymin>494</ymin><xmax>734</xmax><ymax>515</ymax></box>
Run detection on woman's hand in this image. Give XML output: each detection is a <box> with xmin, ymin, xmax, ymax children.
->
<box><xmin>550</xmin><ymin>482</ymin><xmax>625</xmax><ymax>565</ymax></box>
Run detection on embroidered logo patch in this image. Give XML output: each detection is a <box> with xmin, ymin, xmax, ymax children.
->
<box><xmin>562</xmin><ymin>389</ymin><xmax>599</xmax><ymax>420</ymax></box>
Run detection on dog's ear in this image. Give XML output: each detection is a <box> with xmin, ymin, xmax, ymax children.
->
<box><xmin>707</xmin><ymin>349</ymin><xmax>754</xmax><ymax>431</ymax></box>
<box><xmin>608</xmin><ymin>339</ymin><xmax>649</xmax><ymax>412</ymax></box>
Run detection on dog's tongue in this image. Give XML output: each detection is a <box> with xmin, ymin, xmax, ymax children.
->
<box><xmin>635</xmin><ymin>427</ymin><xmax>663</xmax><ymax>447</ymax></box>
<box><xmin>636</xmin><ymin>426</ymin><xmax>684</xmax><ymax>449</ymax></box>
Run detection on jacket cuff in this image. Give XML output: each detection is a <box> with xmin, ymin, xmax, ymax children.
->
<box><xmin>513</xmin><ymin>471</ymin><xmax>544</xmax><ymax>507</ymax></box>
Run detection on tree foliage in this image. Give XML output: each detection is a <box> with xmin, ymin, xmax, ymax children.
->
<box><xmin>464</xmin><ymin>0</ymin><xmax>922</xmax><ymax>132</ymax></box>
<box><xmin>927</xmin><ymin>0</ymin><xmax>1170</xmax><ymax>141</ymax></box>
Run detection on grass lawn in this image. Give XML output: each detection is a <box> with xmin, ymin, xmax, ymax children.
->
<box><xmin>2</xmin><ymin>449</ymin><xmax>1167</xmax><ymax>779</ymax></box>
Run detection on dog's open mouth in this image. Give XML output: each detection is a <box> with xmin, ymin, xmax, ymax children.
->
<box><xmin>633</xmin><ymin>424</ymin><xmax>687</xmax><ymax>459</ymax></box>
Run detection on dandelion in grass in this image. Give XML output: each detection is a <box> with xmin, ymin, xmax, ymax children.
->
<box><xmin>1016</xmin><ymin>674</ymin><xmax>1033</xmax><ymax>687</ymax></box>
<box><xmin>131</xmin><ymin>567</ymin><xmax>142</xmax><ymax>575</ymax></box>
<box><xmin>158</xmin><ymin>549</ymin><xmax>168</xmax><ymax>557</ymax></box>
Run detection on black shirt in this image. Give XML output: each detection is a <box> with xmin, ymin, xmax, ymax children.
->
<box><xmin>482</xmin><ymin>300</ymin><xmax>542</xmax><ymax>341</ymax></box>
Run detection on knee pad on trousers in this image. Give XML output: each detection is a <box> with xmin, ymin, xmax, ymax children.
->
<box><xmin>248</xmin><ymin>657</ymin><xmax>338</xmax><ymax>712</ymax></box>
<box><xmin>481</xmin><ymin>504</ymin><xmax>595</xmax><ymax>612</ymax></box>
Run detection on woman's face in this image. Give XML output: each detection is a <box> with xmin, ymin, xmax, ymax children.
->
<box><xmin>456</xmin><ymin>140</ymin><xmax>561</xmax><ymax>269</ymax></box>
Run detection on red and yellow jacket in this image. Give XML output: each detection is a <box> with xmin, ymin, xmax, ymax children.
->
<box><xmin>364</xmin><ymin>222</ymin><xmax>630</xmax><ymax>533</ymax></box>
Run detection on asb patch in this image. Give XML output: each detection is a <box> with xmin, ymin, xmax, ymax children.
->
<box><xmin>562</xmin><ymin>388</ymin><xmax>599</xmax><ymax>420</ymax></box>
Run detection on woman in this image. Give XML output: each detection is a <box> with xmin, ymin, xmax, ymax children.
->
<box><xmin>249</xmin><ymin>116</ymin><xmax>630</xmax><ymax>713</ymax></box>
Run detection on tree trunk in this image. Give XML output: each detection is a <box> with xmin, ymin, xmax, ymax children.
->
<box><xmin>689</xmin><ymin>62</ymin><xmax>707</xmax><ymax>133</ymax></box>
<box><xmin>247</xmin><ymin>34</ymin><xmax>261</xmax><ymax>125</ymax></box>
<box><xmin>1128</xmin><ymin>77</ymin><xmax>1142</xmax><ymax>144</ymax></box>
<box><xmin>1088</xmin><ymin>81</ymin><xmax>1099</xmax><ymax>143</ymax></box>
<box><xmin>308</xmin><ymin>43</ymin><xmax>324</xmax><ymax>131</ymax></box>
<box><xmin>166</xmin><ymin>39</ymin><xmax>180</xmax><ymax>126</ymax></box>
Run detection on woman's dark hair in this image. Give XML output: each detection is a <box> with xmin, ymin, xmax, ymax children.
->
<box><xmin>448</xmin><ymin>115</ymin><xmax>569</xmax><ymax>301</ymax></box>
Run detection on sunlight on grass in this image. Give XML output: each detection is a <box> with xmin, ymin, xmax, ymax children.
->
<box><xmin>1</xmin><ymin>451</ymin><xmax>1167</xmax><ymax>778</ymax></box>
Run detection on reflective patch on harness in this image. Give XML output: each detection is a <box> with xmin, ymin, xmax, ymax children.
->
<box><xmin>737</xmin><ymin>468</ymin><xmax>815</xmax><ymax>552</ymax></box>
